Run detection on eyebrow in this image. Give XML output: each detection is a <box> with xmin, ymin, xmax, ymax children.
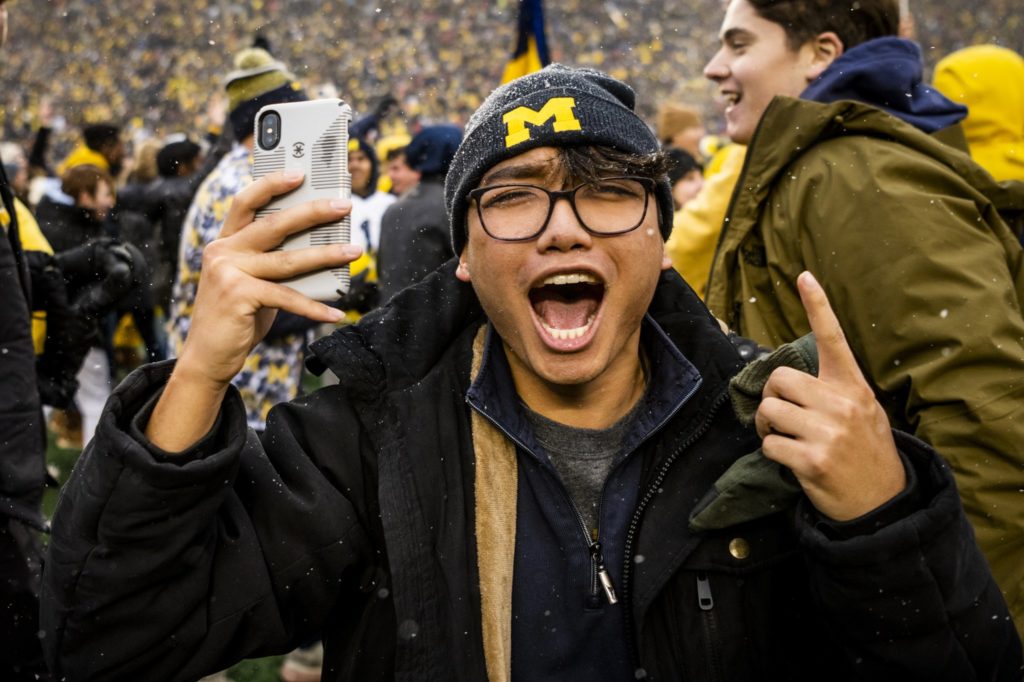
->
<box><xmin>479</xmin><ymin>162</ymin><xmax>559</xmax><ymax>187</ymax></box>
<box><xmin>721</xmin><ymin>27</ymin><xmax>754</xmax><ymax>44</ymax></box>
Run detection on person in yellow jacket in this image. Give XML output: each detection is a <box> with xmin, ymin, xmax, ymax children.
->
<box><xmin>933</xmin><ymin>44</ymin><xmax>1024</xmax><ymax>183</ymax></box>
<box><xmin>665</xmin><ymin>143</ymin><xmax>745</xmax><ymax>299</ymax></box>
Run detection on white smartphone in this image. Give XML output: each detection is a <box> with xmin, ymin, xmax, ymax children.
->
<box><xmin>251</xmin><ymin>98</ymin><xmax>353</xmax><ymax>300</ymax></box>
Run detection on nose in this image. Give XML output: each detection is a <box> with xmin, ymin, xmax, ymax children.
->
<box><xmin>536</xmin><ymin>193</ymin><xmax>592</xmax><ymax>253</ymax></box>
<box><xmin>704</xmin><ymin>47</ymin><xmax>728</xmax><ymax>82</ymax></box>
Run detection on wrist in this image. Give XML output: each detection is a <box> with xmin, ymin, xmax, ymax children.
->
<box><xmin>145</xmin><ymin>358</ymin><xmax>231</xmax><ymax>453</ymax></box>
<box><xmin>172</xmin><ymin>350</ymin><xmax>233</xmax><ymax>396</ymax></box>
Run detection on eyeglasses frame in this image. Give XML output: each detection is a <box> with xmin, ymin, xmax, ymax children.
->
<box><xmin>466</xmin><ymin>175</ymin><xmax>656</xmax><ymax>242</ymax></box>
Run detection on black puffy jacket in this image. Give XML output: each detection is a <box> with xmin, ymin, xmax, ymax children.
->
<box><xmin>42</xmin><ymin>262</ymin><xmax>1022</xmax><ymax>681</ymax></box>
<box><xmin>0</xmin><ymin>167</ymin><xmax>45</xmax><ymax>530</ymax></box>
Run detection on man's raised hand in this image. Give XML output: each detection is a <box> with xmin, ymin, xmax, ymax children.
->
<box><xmin>179</xmin><ymin>170</ymin><xmax>360</xmax><ymax>388</ymax></box>
<box><xmin>147</xmin><ymin>171</ymin><xmax>361</xmax><ymax>452</ymax></box>
<box><xmin>754</xmin><ymin>272</ymin><xmax>906</xmax><ymax>521</ymax></box>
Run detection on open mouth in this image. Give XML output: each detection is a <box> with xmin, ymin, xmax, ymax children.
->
<box><xmin>722</xmin><ymin>91</ymin><xmax>741</xmax><ymax>111</ymax></box>
<box><xmin>528</xmin><ymin>272</ymin><xmax>606</xmax><ymax>346</ymax></box>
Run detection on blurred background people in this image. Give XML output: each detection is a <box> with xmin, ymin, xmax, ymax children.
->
<box><xmin>385</xmin><ymin>146</ymin><xmax>421</xmax><ymax>197</ymax></box>
<box><xmin>656</xmin><ymin>102</ymin><xmax>706</xmax><ymax>161</ymax></box>
<box><xmin>148</xmin><ymin>138</ymin><xmax>205</xmax><ymax>311</ymax></box>
<box><xmin>35</xmin><ymin>164</ymin><xmax>115</xmax><ymax>253</ymax></box>
<box><xmin>377</xmin><ymin>123</ymin><xmax>462</xmax><ymax>302</ymax></box>
<box><xmin>664</xmin><ymin>145</ymin><xmax>704</xmax><ymax>210</ymax></box>
<box><xmin>933</xmin><ymin>44</ymin><xmax>1024</xmax><ymax>183</ymax></box>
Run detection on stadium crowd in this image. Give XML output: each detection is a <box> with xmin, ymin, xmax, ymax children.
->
<box><xmin>2</xmin><ymin>0</ymin><xmax>1022</xmax><ymax>155</ymax></box>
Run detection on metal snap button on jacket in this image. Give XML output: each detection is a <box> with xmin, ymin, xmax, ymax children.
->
<box><xmin>729</xmin><ymin>538</ymin><xmax>751</xmax><ymax>560</ymax></box>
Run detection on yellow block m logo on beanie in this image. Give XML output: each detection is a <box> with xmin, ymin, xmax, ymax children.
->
<box><xmin>447</xmin><ymin>65</ymin><xmax>673</xmax><ymax>257</ymax></box>
<box><xmin>502</xmin><ymin>97</ymin><xmax>582</xmax><ymax>148</ymax></box>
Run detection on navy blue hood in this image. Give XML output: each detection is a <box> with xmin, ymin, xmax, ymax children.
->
<box><xmin>801</xmin><ymin>37</ymin><xmax>967</xmax><ymax>133</ymax></box>
<box><xmin>405</xmin><ymin>124</ymin><xmax>463</xmax><ymax>177</ymax></box>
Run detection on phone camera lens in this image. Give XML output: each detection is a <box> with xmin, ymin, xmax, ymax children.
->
<box><xmin>258</xmin><ymin>111</ymin><xmax>281</xmax><ymax>150</ymax></box>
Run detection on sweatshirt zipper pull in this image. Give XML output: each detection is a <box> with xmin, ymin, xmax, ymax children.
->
<box><xmin>591</xmin><ymin>542</ymin><xmax>619</xmax><ymax>605</ymax></box>
<box><xmin>697</xmin><ymin>572</ymin><xmax>714</xmax><ymax>611</ymax></box>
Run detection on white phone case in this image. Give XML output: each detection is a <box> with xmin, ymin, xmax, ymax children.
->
<box><xmin>252</xmin><ymin>98</ymin><xmax>353</xmax><ymax>300</ymax></box>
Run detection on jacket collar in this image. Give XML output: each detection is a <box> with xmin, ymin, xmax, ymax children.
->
<box><xmin>308</xmin><ymin>258</ymin><xmax>485</xmax><ymax>399</ymax></box>
<box><xmin>465</xmin><ymin>315</ymin><xmax>703</xmax><ymax>461</ymax></box>
<box><xmin>310</xmin><ymin>261</ymin><xmax>739</xmax><ymax>412</ymax></box>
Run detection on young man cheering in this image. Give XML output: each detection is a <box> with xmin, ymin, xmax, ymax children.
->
<box><xmin>43</xmin><ymin>65</ymin><xmax>1020</xmax><ymax>680</ymax></box>
<box><xmin>701</xmin><ymin>0</ymin><xmax>1024</xmax><ymax>634</ymax></box>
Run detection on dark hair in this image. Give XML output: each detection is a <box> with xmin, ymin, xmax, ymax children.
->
<box><xmin>664</xmin><ymin>147</ymin><xmax>703</xmax><ymax>185</ymax></box>
<box><xmin>556</xmin><ymin>145</ymin><xmax>671</xmax><ymax>188</ymax></box>
<box><xmin>82</xmin><ymin>123</ymin><xmax>122</xmax><ymax>151</ymax></box>
<box><xmin>747</xmin><ymin>0</ymin><xmax>899</xmax><ymax>52</ymax></box>
<box><xmin>61</xmin><ymin>164</ymin><xmax>114</xmax><ymax>201</ymax></box>
<box><xmin>157</xmin><ymin>140</ymin><xmax>202</xmax><ymax>177</ymax></box>
<box><xmin>252</xmin><ymin>33</ymin><xmax>273</xmax><ymax>54</ymax></box>
<box><xmin>385</xmin><ymin>146</ymin><xmax>408</xmax><ymax>163</ymax></box>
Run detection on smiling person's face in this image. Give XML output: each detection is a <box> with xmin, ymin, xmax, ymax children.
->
<box><xmin>456</xmin><ymin>146</ymin><xmax>670</xmax><ymax>391</ymax></box>
<box><xmin>704</xmin><ymin>0</ymin><xmax>828</xmax><ymax>145</ymax></box>
<box><xmin>387</xmin><ymin>153</ymin><xmax>420</xmax><ymax>196</ymax></box>
<box><xmin>349</xmin><ymin>148</ymin><xmax>372</xmax><ymax>195</ymax></box>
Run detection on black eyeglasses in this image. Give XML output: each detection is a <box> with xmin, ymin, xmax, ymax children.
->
<box><xmin>467</xmin><ymin>176</ymin><xmax>655</xmax><ymax>242</ymax></box>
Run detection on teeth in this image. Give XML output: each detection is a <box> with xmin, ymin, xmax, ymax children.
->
<box><xmin>540</xmin><ymin>272</ymin><xmax>600</xmax><ymax>287</ymax></box>
<box><xmin>541</xmin><ymin>315</ymin><xmax>596</xmax><ymax>341</ymax></box>
<box><xmin>723</xmin><ymin>93</ymin><xmax>739</xmax><ymax>105</ymax></box>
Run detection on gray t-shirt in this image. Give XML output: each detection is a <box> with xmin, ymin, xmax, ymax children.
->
<box><xmin>523</xmin><ymin>403</ymin><xmax>642</xmax><ymax>537</ymax></box>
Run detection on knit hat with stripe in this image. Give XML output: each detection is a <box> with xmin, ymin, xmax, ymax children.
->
<box><xmin>225</xmin><ymin>48</ymin><xmax>305</xmax><ymax>141</ymax></box>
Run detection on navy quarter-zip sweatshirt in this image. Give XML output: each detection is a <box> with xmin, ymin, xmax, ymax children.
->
<box><xmin>467</xmin><ymin>317</ymin><xmax>702</xmax><ymax>681</ymax></box>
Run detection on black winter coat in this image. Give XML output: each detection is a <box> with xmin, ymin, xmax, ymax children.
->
<box><xmin>0</xmin><ymin>168</ymin><xmax>45</xmax><ymax>530</ymax></box>
<box><xmin>34</xmin><ymin>195</ymin><xmax>109</xmax><ymax>254</ymax></box>
<box><xmin>143</xmin><ymin>173</ymin><xmax>203</xmax><ymax>307</ymax></box>
<box><xmin>41</xmin><ymin>262</ymin><xmax>1022</xmax><ymax>681</ymax></box>
<box><xmin>377</xmin><ymin>177</ymin><xmax>452</xmax><ymax>303</ymax></box>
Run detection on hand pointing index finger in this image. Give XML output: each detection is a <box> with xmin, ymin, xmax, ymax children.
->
<box><xmin>797</xmin><ymin>271</ymin><xmax>862</xmax><ymax>385</ymax></box>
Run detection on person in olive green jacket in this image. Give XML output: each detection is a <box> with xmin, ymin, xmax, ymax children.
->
<box><xmin>703</xmin><ymin>0</ymin><xmax>1024</xmax><ymax>635</ymax></box>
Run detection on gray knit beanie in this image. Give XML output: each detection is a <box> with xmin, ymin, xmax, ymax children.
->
<box><xmin>445</xmin><ymin>64</ymin><xmax>673</xmax><ymax>255</ymax></box>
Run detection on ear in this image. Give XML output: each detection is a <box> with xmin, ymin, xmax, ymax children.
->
<box><xmin>805</xmin><ymin>31</ymin><xmax>844</xmax><ymax>82</ymax></box>
<box><xmin>455</xmin><ymin>247</ymin><xmax>472</xmax><ymax>282</ymax></box>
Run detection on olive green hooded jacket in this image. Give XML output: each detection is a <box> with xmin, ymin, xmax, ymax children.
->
<box><xmin>706</xmin><ymin>95</ymin><xmax>1024</xmax><ymax>634</ymax></box>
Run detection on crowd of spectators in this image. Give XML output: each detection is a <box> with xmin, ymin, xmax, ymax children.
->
<box><xmin>2</xmin><ymin>0</ymin><xmax>1021</xmax><ymax>158</ymax></box>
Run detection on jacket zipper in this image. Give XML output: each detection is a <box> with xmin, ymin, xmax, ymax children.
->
<box><xmin>562</xmin><ymin>459</ymin><xmax>620</xmax><ymax>607</ymax></box>
<box><xmin>696</xmin><ymin>572</ymin><xmax>722</xmax><ymax>682</ymax></box>
<box><xmin>620</xmin><ymin>388</ymin><xmax>730</xmax><ymax>673</ymax></box>
<box><xmin>469</xmin><ymin>405</ymin><xmax>619</xmax><ymax>606</ymax></box>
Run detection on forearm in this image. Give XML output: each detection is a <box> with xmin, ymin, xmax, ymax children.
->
<box><xmin>145</xmin><ymin>359</ymin><xmax>230</xmax><ymax>453</ymax></box>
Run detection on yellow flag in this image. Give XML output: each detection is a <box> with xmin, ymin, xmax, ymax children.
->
<box><xmin>501</xmin><ymin>0</ymin><xmax>551</xmax><ymax>84</ymax></box>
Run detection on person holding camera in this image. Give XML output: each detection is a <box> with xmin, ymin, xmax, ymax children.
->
<box><xmin>43</xmin><ymin>65</ymin><xmax>1020</xmax><ymax>680</ymax></box>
